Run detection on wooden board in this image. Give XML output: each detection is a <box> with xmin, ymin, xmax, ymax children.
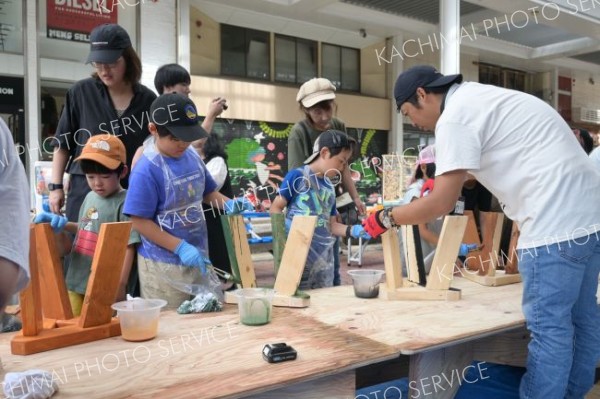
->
<box><xmin>379</xmin><ymin>285</ymin><xmax>461</xmax><ymax>301</ymax></box>
<box><xmin>274</xmin><ymin>216</ymin><xmax>317</xmax><ymax>296</ymax></box>
<box><xmin>11</xmin><ymin>319</ymin><xmax>121</xmax><ymax>355</ymax></box>
<box><xmin>19</xmin><ymin>226</ymin><xmax>43</xmax><ymax>336</ymax></box>
<box><xmin>300</xmin><ymin>278</ymin><xmax>525</xmax><ymax>353</ymax></box>
<box><xmin>504</xmin><ymin>221</ymin><xmax>520</xmax><ymax>274</ymax></box>
<box><xmin>80</xmin><ymin>222</ymin><xmax>132</xmax><ymax>328</ymax></box>
<box><xmin>471</xmin><ymin>326</ymin><xmax>529</xmax><ymax>367</ymax></box>
<box><xmin>461</xmin><ymin>270</ymin><xmax>522</xmax><ymax>286</ymax></box>
<box><xmin>402</xmin><ymin>225</ymin><xmax>421</xmax><ymax>283</ymax></box>
<box><xmin>35</xmin><ymin>224</ymin><xmax>73</xmax><ymax>320</ymax></box>
<box><xmin>1</xmin><ymin>307</ymin><xmax>398</xmax><ymax>399</ymax></box>
<box><xmin>12</xmin><ymin>222</ymin><xmax>133</xmax><ymax>355</ymax></box>
<box><xmin>221</xmin><ymin>215</ymin><xmax>257</xmax><ymax>288</ymax></box>
<box><xmin>243</xmin><ymin>370</ymin><xmax>355</xmax><ymax>399</ymax></box>
<box><xmin>426</xmin><ymin>216</ymin><xmax>468</xmax><ymax>291</ymax></box>
<box><xmin>270</xmin><ymin>213</ymin><xmax>286</xmax><ymax>277</ymax></box>
<box><xmin>223</xmin><ymin>291</ymin><xmax>310</xmax><ymax>308</ymax></box>
<box><xmin>381</xmin><ymin>229</ymin><xmax>403</xmax><ymax>290</ymax></box>
<box><xmin>409</xmin><ymin>343</ymin><xmax>473</xmax><ymax>399</ymax></box>
<box><xmin>462</xmin><ymin>211</ymin><xmax>504</xmax><ymax>275</ymax></box>
<box><xmin>462</xmin><ymin>211</ymin><xmax>484</xmax><ymax>271</ymax></box>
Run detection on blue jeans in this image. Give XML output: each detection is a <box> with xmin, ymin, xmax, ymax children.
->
<box><xmin>518</xmin><ymin>234</ymin><xmax>600</xmax><ymax>399</ymax></box>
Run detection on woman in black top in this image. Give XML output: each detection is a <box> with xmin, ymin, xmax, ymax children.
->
<box><xmin>49</xmin><ymin>23</ymin><xmax>156</xmax><ymax>222</ymax></box>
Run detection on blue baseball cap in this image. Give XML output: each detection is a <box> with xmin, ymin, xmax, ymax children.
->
<box><xmin>394</xmin><ymin>65</ymin><xmax>462</xmax><ymax>109</ymax></box>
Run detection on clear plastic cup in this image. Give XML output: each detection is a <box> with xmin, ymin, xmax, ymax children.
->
<box><xmin>347</xmin><ymin>270</ymin><xmax>385</xmax><ymax>298</ymax></box>
<box><xmin>111</xmin><ymin>299</ymin><xmax>167</xmax><ymax>342</ymax></box>
<box><xmin>236</xmin><ymin>288</ymin><xmax>274</xmax><ymax>326</ymax></box>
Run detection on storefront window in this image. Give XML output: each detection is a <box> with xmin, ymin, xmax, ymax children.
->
<box><xmin>221</xmin><ymin>24</ymin><xmax>270</xmax><ymax>81</ymax></box>
<box><xmin>0</xmin><ymin>0</ymin><xmax>23</xmax><ymax>54</ymax></box>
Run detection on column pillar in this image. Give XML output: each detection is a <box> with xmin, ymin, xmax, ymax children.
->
<box><xmin>23</xmin><ymin>0</ymin><xmax>40</xmax><ymax>200</ymax></box>
<box><xmin>440</xmin><ymin>0</ymin><xmax>460</xmax><ymax>74</ymax></box>
<box><xmin>139</xmin><ymin>1</ymin><xmax>178</xmax><ymax>92</ymax></box>
<box><xmin>388</xmin><ymin>34</ymin><xmax>404</xmax><ymax>156</ymax></box>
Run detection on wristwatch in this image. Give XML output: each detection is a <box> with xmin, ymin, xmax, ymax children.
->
<box><xmin>380</xmin><ymin>207</ymin><xmax>397</xmax><ymax>229</ymax></box>
<box><xmin>48</xmin><ymin>183</ymin><xmax>64</xmax><ymax>191</ymax></box>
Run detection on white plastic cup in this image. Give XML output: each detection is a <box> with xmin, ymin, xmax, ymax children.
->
<box><xmin>236</xmin><ymin>288</ymin><xmax>274</xmax><ymax>326</ymax></box>
<box><xmin>347</xmin><ymin>270</ymin><xmax>385</xmax><ymax>298</ymax></box>
<box><xmin>111</xmin><ymin>299</ymin><xmax>167</xmax><ymax>342</ymax></box>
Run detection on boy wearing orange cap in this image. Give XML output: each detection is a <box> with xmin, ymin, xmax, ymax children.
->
<box><xmin>34</xmin><ymin>135</ymin><xmax>139</xmax><ymax>315</ymax></box>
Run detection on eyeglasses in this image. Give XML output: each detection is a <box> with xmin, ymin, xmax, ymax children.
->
<box><xmin>91</xmin><ymin>58</ymin><xmax>122</xmax><ymax>70</ymax></box>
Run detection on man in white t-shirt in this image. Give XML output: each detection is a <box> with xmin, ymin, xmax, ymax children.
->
<box><xmin>363</xmin><ymin>65</ymin><xmax>600</xmax><ymax>399</ymax></box>
<box><xmin>0</xmin><ymin>118</ymin><xmax>30</xmax><ymax>316</ymax></box>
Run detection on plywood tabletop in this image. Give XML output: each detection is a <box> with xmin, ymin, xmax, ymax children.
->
<box><xmin>301</xmin><ymin>277</ymin><xmax>525</xmax><ymax>354</ymax></box>
<box><xmin>0</xmin><ymin>306</ymin><xmax>398</xmax><ymax>399</ymax></box>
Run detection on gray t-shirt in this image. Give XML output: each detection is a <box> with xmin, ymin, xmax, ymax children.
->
<box><xmin>0</xmin><ymin>118</ymin><xmax>30</xmax><ymax>293</ymax></box>
<box><xmin>287</xmin><ymin>118</ymin><xmax>346</xmax><ymax>169</ymax></box>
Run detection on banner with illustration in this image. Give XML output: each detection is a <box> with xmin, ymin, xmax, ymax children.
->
<box><xmin>208</xmin><ymin>118</ymin><xmax>387</xmax><ymax>211</ymax></box>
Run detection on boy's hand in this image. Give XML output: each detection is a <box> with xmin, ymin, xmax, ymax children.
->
<box><xmin>225</xmin><ymin>197</ymin><xmax>254</xmax><ymax>214</ymax></box>
<box><xmin>350</xmin><ymin>225</ymin><xmax>371</xmax><ymax>240</ymax></box>
<box><xmin>34</xmin><ymin>212</ymin><xmax>68</xmax><ymax>233</ymax></box>
<box><xmin>362</xmin><ymin>210</ymin><xmax>387</xmax><ymax>239</ymax></box>
<box><xmin>174</xmin><ymin>240</ymin><xmax>211</xmax><ymax>274</ymax></box>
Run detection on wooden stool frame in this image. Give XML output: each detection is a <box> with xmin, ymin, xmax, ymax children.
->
<box><xmin>11</xmin><ymin>222</ymin><xmax>131</xmax><ymax>355</ymax></box>
<box><xmin>221</xmin><ymin>215</ymin><xmax>316</xmax><ymax>308</ymax></box>
<box><xmin>380</xmin><ymin>215</ymin><xmax>468</xmax><ymax>301</ymax></box>
<box><xmin>460</xmin><ymin>211</ymin><xmax>521</xmax><ymax>287</ymax></box>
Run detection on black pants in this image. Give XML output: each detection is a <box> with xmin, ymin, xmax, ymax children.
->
<box><xmin>203</xmin><ymin>205</ymin><xmax>232</xmax><ymax>274</ymax></box>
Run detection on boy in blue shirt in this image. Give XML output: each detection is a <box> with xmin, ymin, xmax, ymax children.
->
<box><xmin>35</xmin><ymin>134</ymin><xmax>139</xmax><ymax>315</ymax></box>
<box><xmin>123</xmin><ymin>93</ymin><xmax>251</xmax><ymax>307</ymax></box>
<box><xmin>270</xmin><ymin>130</ymin><xmax>370</xmax><ymax>289</ymax></box>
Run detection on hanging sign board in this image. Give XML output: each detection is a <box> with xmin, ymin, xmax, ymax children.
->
<box><xmin>46</xmin><ymin>0</ymin><xmax>119</xmax><ymax>42</ymax></box>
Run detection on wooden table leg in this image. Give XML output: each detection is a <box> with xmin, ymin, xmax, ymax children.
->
<box><xmin>241</xmin><ymin>369</ymin><xmax>355</xmax><ymax>399</ymax></box>
<box><xmin>408</xmin><ymin>343</ymin><xmax>474</xmax><ymax>399</ymax></box>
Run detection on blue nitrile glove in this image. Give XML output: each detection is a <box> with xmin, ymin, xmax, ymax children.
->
<box><xmin>33</xmin><ymin>211</ymin><xmax>68</xmax><ymax>233</ymax></box>
<box><xmin>458</xmin><ymin>243</ymin><xmax>479</xmax><ymax>257</ymax></box>
<box><xmin>174</xmin><ymin>240</ymin><xmax>211</xmax><ymax>274</ymax></box>
<box><xmin>225</xmin><ymin>197</ymin><xmax>254</xmax><ymax>215</ymax></box>
<box><xmin>351</xmin><ymin>224</ymin><xmax>371</xmax><ymax>240</ymax></box>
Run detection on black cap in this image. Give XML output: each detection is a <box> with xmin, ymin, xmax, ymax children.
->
<box><xmin>304</xmin><ymin>130</ymin><xmax>355</xmax><ymax>165</ymax></box>
<box><xmin>394</xmin><ymin>65</ymin><xmax>463</xmax><ymax>109</ymax></box>
<box><xmin>86</xmin><ymin>23</ymin><xmax>132</xmax><ymax>64</ymax></box>
<box><xmin>150</xmin><ymin>93</ymin><xmax>208</xmax><ymax>142</ymax></box>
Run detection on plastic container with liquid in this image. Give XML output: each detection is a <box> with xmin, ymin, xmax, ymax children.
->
<box><xmin>348</xmin><ymin>270</ymin><xmax>385</xmax><ymax>298</ymax></box>
<box><xmin>236</xmin><ymin>288</ymin><xmax>274</xmax><ymax>326</ymax></box>
<box><xmin>111</xmin><ymin>298</ymin><xmax>167</xmax><ymax>342</ymax></box>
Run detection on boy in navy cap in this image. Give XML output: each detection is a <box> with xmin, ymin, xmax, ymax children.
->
<box><xmin>270</xmin><ymin>130</ymin><xmax>370</xmax><ymax>289</ymax></box>
<box><xmin>124</xmin><ymin>93</ymin><xmax>252</xmax><ymax>307</ymax></box>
